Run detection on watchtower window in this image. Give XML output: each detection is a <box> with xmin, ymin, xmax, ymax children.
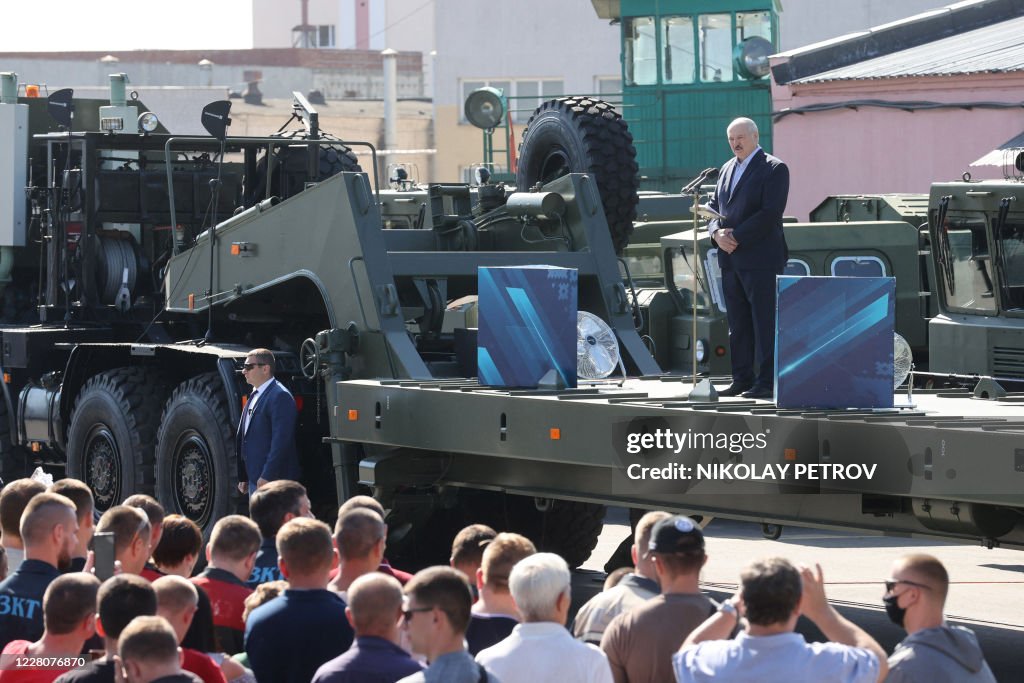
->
<box><xmin>698</xmin><ymin>14</ymin><xmax>733</xmax><ymax>82</ymax></box>
<box><xmin>662</xmin><ymin>16</ymin><xmax>695</xmax><ymax>84</ymax></box>
<box><xmin>624</xmin><ymin>17</ymin><xmax>657</xmax><ymax>86</ymax></box>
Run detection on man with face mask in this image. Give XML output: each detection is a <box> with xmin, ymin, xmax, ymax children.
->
<box><xmin>0</xmin><ymin>493</ymin><xmax>79</xmax><ymax>647</ymax></box>
<box><xmin>883</xmin><ymin>554</ymin><xmax>995</xmax><ymax>683</ymax></box>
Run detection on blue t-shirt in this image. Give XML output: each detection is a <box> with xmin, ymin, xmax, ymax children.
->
<box><xmin>465</xmin><ymin>613</ymin><xmax>517</xmax><ymax>655</ymax></box>
<box><xmin>0</xmin><ymin>559</ymin><xmax>60</xmax><ymax>646</ymax></box>
<box><xmin>674</xmin><ymin>631</ymin><xmax>879</xmax><ymax>683</ymax></box>
<box><xmin>244</xmin><ymin>588</ymin><xmax>354</xmax><ymax>683</ymax></box>
<box><xmin>312</xmin><ymin>635</ymin><xmax>424</xmax><ymax>683</ymax></box>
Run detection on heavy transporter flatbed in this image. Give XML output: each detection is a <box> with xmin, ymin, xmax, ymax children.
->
<box><xmin>334</xmin><ymin>376</ymin><xmax>1024</xmax><ymax>550</ymax></box>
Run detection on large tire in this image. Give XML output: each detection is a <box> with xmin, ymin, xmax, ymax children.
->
<box><xmin>516</xmin><ymin>97</ymin><xmax>639</xmax><ymax>254</ymax></box>
<box><xmin>0</xmin><ymin>398</ymin><xmax>28</xmax><ymax>485</ymax></box>
<box><xmin>66</xmin><ymin>368</ymin><xmax>164</xmax><ymax>513</ymax></box>
<box><xmin>247</xmin><ymin>139</ymin><xmax>361</xmax><ymax>205</ymax></box>
<box><xmin>154</xmin><ymin>373</ymin><xmax>240</xmax><ymax>534</ymax></box>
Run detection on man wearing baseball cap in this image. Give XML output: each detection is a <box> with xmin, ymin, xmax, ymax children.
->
<box><xmin>600</xmin><ymin>515</ymin><xmax>715</xmax><ymax>683</ymax></box>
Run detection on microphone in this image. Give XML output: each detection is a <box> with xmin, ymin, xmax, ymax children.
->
<box><xmin>681</xmin><ymin>167</ymin><xmax>720</xmax><ymax>195</ymax></box>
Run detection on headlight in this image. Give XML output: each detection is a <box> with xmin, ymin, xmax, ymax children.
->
<box><xmin>138</xmin><ymin>111</ymin><xmax>160</xmax><ymax>133</ymax></box>
<box><xmin>695</xmin><ymin>339</ymin><xmax>707</xmax><ymax>363</ymax></box>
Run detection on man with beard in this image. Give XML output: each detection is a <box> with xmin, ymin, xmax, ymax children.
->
<box><xmin>0</xmin><ymin>493</ymin><xmax>78</xmax><ymax>647</ymax></box>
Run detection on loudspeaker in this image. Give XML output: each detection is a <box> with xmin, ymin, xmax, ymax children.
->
<box><xmin>464</xmin><ymin>87</ymin><xmax>505</xmax><ymax>130</ymax></box>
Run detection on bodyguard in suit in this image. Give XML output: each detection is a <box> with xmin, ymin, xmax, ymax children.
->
<box><xmin>236</xmin><ymin>348</ymin><xmax>300</xmax><ymax>495</ymax></box>
<box><xmin>707</xmin><ymin>117</ymin><xmax>789</xmax><ymax>399</ymax></box>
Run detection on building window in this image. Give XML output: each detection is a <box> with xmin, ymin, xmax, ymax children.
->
<box><xmin>662</xmin><ymin>16</ymin><xmax>695</xmax><ymax>84</ymax></box>
<box><xmin>316</xmin><ymin>25</ymin><xmax>335</xmax><ymax>48</ymax></box>
<box><xmin>698</xmin><ymin>14</ymin><xmax>733</xmax><ymax>82</ymax></box>
<box><xmin>736</xmin><ymin>11</ymin><xmax>771</xmax><ymax>42</ymax></box>
<box><xmin>624</xmin><ymin>16</ymin><xmax>657</xmax><ymax>85</ymax></box>
<box><xmin>511</xmin><ymin>80</ymin><xmax>563</xmax><ymax>122</ymax></box>
<box><xmin>596</xmin><ymin>76</ymin><xmax>622</xmax><ymax>97</ymax></box>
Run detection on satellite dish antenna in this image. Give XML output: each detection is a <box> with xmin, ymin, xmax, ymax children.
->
<box><xmin>734</xmin><ymin>36</ymin><xmax>773</xmax><ymax>80</ymax></box>
<box><xmin>47</xmin><ymin>88</ymin><xmax>74</xmax><ymax>129</ymax></box>
<box><xmin>201</xmin><ymin>100</ymin><xmax>232</xmax><ymax>140</ymax></box>
<box><xmin>893</xmin><ymin>333</ymin><xmax>913</xmax><ymax>389</ymax></box>
<box><xmin>464</xmin><ymin>87</ymin><xmax>506</xmax><ymax>130</ymax></box>
<box><xmin>577</xmin><ymin>311</ymin><xmax>621</xmax><ymax>380</ymax></box>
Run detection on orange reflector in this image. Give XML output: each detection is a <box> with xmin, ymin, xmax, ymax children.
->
<box><xmin>2</xmin><ymin>373</ymin><xmax>10</xmax><ymax>384</ymax></box>
<box><xmin>784</xmin><ymin>449</ymin><xmax>797</xmax><ymax>461</ymax></box>
<box><xmin>294</xmin><ymin>396</ymin><xmax>304</xmax><ymax>411</ymax></box>
<box><xmin>25</xmin><ymin>85</ymin><xmax>39</xmax><ymax>98</ymax></box>
<box><xmin>188</xmin><ymin>293</ymin><xmax>195</xmax><ymax>311</ymax></box>
<box><xmin>348</xmin><ymin>409</ymin><xmax>359</xmax><ymax>421</ymax></box>
<box><xmin>230</xmin><ymin>244</ymin><xmax>241</xmax><ymax>256</ymax></box>
<box><xmin>241</xmin><ymin>394</ymin><xmax>249</xmax><ymax>409</ymax></box>
<box><xmin>715</xmin><ymin>346</ymin><xmax>727</xmax><ymax>357</ymax></box>
<box><xmin>549</xmin><ymin>428</ymin><xmax>560</xmax><ymax>440</ymax></box>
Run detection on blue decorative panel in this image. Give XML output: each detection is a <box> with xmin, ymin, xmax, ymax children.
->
<box><xmin>478</xmin><ymin>266</ymin><xmax>577</xmax><ymax>389</ymax></box>
<box><xmin>775</xmin><ymin>276</ymin><xmax>895</xmax><ymax>409</ymax></box>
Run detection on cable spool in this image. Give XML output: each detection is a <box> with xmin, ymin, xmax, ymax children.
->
<box><xmin>97</xmin><ymin>235</ymin><xmax>138</xmax><ymax>310</ymax></box>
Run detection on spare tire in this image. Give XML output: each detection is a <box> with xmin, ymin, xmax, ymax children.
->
<box><xmin>247</xmin><ymin>140</ymin><xmax>361</xmax><ymax>205</ymax></box>
<box><xmin>516</xmin><ymin>97</ymin><xmax>639</xmax><ymax>254</ymax></box>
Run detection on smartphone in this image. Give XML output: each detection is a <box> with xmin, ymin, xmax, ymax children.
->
<box><xmin>92</xmin><ymin>531</ymin><xmax>116</xmax><ymax>581</ymax></box>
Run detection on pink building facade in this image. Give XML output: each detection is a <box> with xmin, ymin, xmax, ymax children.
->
<box><xmin>771</xmin><ymin>72</ymin><xmax>1024</xmax><ymax>220</ymax></box>
<box><xmin>768</xmin><ymin>1</ymin><xmax>1024</xmax><ymax>220</ymax></box>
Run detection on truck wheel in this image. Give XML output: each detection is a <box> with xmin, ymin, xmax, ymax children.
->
<box><xmin>155</xmin><ymin>373</ymin><xmax>238</xmax><ymax>533</ymax></box>
<box><xmin>490</xmin><ymin>495</ymin><xmax>606</xmax><ymax>569</ymax></box>
<box><xmin>516</xmin><ymin>97</ymin><xmax>639</xmax><ymax>254</ymax></box>
<box><xmin>66</xmin><ymin>368</ymin><xmax>163</xmax><ymax>513</ymax></box>
<box><xmin>0</xmin><ymin>399</ymin><xmax>27</xmax><ymax>484</ymax></box>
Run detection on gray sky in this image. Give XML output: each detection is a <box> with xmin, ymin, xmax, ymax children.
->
<box><xmin>1</xmin><ymin>1</ymin><xmax>253</xmax><ymax>52</ymax></box>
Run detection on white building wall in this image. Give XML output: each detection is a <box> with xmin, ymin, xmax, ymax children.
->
<box><xmin>777</xmin><ymin>0</ymin><xmax>950</xmax><ymax>50</ymax></box>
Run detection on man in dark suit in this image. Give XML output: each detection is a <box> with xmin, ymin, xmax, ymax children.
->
<box><xmin>236</xmin><ymin>348</ymin><xmax>300</xmax><ymax>495</ymax></box>
<box><xmin>707</xmin><ymin>117</ymin><xmax>789</xmax><ymax>399</ymax></box>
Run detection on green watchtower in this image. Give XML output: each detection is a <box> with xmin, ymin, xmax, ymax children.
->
<box><xmin>592</xmin><ymin>1</ymin><xmax>780</xmax><ymax>191</ymax></box>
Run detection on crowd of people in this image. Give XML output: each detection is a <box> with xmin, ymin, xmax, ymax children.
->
<box><xmin>0</xmin><ymin>476</ymin><xmax>998</xmax><ymax>683</ymax></box>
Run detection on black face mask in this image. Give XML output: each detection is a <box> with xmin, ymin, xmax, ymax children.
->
<box><xmin>883</xmin><ymin>594</ymin><xmax>906</xmax><ymax>627</ymax></box>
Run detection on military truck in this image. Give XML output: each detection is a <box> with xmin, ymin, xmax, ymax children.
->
<box><xmin>624</xmin><ymin>192</ymin><xmax>936</xmax><ymax>377</ymax></box>
<box><xmin>1</xmin><ymin>77</ymin><xmax>1022</xmax><ymax>566</ymax></box>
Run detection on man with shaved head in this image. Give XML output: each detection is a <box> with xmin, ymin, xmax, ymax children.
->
<box><xmin>313</xmin><ymin>573</ymin><xmax>423</xmax><ymax>682</ymax></box>
<box><xmin>337</xmin><ymin>496</ymin><xmax>412</xmax><ymax>584</ymax></box>
<box><xmin>328</xmin><ymin>508</ymin><xmax>386</xmax><ymax>598</ymax></box>
<box><xmin>0</xmin><ymin>492</ymin><xmax>78</xmax><ymax>646</ymax></box>
<box><xmin>884</xmin><ymin>554</ymin><xmax>995</xmax><ymax>683</ymax></box>
<box><xmin>0</xmin><ymin>479</ymin><xmax>47</xmax><ymax>575</ymax></box>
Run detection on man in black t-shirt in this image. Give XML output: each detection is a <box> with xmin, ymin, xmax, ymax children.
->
<box><xmin>0</xmin><ymin>492</ymin><xmax>78</xmax><ymax>647</ymax></box>
<box><xmin>246</xmin><ymin>481</ymin><xmax>311</xmax><ymax>589</ymax></box>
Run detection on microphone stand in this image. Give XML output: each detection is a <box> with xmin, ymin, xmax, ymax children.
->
<box><xmin>685</xmin><ymin>172</ymin><xmax>719</xmax><ymax>402</ymax></box>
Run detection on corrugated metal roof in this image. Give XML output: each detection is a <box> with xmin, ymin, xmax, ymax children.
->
<box><xmin>791</xmin><ymin>15</ymin><xmax>1024</xmax><ymax>83</ymax></box>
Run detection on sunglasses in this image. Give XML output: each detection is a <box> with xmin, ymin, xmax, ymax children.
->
<box><xmin>884</xmin><ymin>579</ymin><xmax>931</xmax><ymax>593</ymax></box>
<box><xmin>402</xmin><ymin>606</ymin><xmax>434</xmax><ymax>621</ymax></box>
<box><xmin>241</xmin><ymin>363</ymin><xmax>266</xmax><ymax>371</ymax></box>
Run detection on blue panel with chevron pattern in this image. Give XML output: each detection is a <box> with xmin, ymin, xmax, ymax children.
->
<box><xmin>477</xmin><ymin>266</ymin><xmax>577</xmax><ymax>388</ymax></box>
<box><xmin>775</xmin><ymin>276</ymin><xmax>895</xmax><ymax>409</ymax></box>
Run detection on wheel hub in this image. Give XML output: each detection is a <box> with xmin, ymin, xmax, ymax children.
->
<box><xmin>84</xmin><ymin>426</ymin><xmax>119</xmax><ymax>510</ymax></box>
<box><xmin>173</xmin><ymin>432</ymin><xmax>213</xmax><ymax>526</ymax></box>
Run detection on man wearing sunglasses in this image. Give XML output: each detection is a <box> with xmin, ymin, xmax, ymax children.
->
<box><xmin>236</xmin><ymin>348</ymin><xmax>300</xmax><ymax>496</ymax></box>
<box><xmin>884</xmin><ymin>554</ymin><xmax>995</xmax><ymax>683</ymax></box>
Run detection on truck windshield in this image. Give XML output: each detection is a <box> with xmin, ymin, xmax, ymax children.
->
<box><xmin>670</xmin><ymin>246</ymin><xmax>713</xmax><ymax>311</ymax></box>
<box><xmin>939</xmin><ymin>216</ymin><xmax>996</xmax><ymax>314</ymax></box>
<box><xmin>996</xmin><ymin>220</ymin><xmax>1024</xmax><ymax>310</ymax></box>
